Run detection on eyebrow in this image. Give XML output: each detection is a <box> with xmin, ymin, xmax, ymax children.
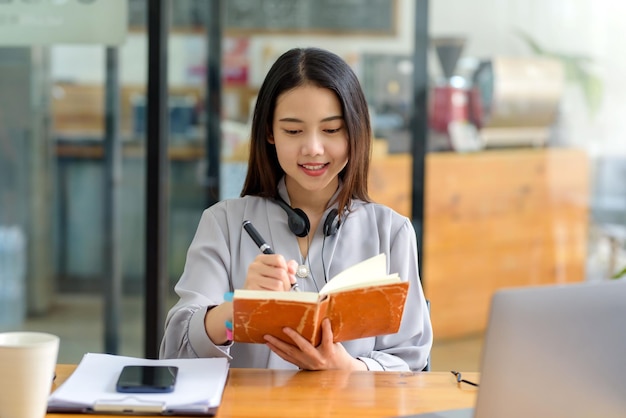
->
<box><xmin>278</xmin><ymin>115</ymin><xmax>344</xmax><ymax>123</ymax></box>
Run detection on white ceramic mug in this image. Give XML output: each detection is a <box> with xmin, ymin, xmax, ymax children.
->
<box><xmin>0</xmin><ymin>332</ymin><xmax>59</xmax><ymax>418</ymax></box>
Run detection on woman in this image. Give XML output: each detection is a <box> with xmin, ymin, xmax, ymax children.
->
<box><xmin>160</xmin><ymin>47</ymin><xmax>432</xmax><ymax>371</ymax></box>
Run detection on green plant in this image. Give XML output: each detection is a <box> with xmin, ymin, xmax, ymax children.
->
<box><xmin>613</xmin><ymin>266</ymin><xmax>626</xmax><ymax>280</ymax></box>
<box><xmin>515</xmin><ymin>29</ymin><xmax>603</xmax><ymax>117</ymax></box>
<box><xmin>517</xmin><ymin>30</ymin><xmax>625</xmax><ymax>280</ymax></box>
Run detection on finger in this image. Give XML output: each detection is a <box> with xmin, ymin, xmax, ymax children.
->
<box><xmin>282</xmin><ymin>327</ymin><xmax>316</xmax><ymax>351</ymax></box>
<box><xmin>264</xmin><ymin>334</ymin><xmax>292</xmax><ymax>351</ymax></box>
<box><xmin>286</xmin><ymin>259</ymin><xmax>298</xmax><ymax>275</ymax></box>
<box><xmin>286</xmin><ymin>259</ymin><xmax>299</xmax><ymax>287</ymax></box>
<box><xmin>245</xmin><ymin>265</ymin><xmax>284</xmax><ymax>291</ymax></box>
<box><xmin>320</xmin><ymin>318</ymin><xmax>334</xmax><ymax>347</ymax></box>
<box><xmin>257</xmin><ymin>254</ymin><xmax>293</xmax><ymax>290</ymax></box>
<box><xmin>265</xmin><ymin>341</ymin><xmax>301</xmax><ymax>368</ymax></box>
<box><xmin>258</xmin><ymin>253</ymin><xmax>289</xmax><ymax>269</ymax></box>
<box><xmin>264</xmin><ymin>335</ymin><xmax>304</xmax><ymax>367</ymax></box>
<box><xmin>246</xmin><ymin>255</ymin><xmax>292</xmax><ymax>290</ymax></box>
<box><xmin>265</xmin><ymin>331</ymin><xmax>313</xmax><ymax>361</ymax></box>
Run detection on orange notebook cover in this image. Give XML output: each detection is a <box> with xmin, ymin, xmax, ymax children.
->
<box><xmin>232</xmin><ymin>254</ymin><xmax>409</xmax><ymax>346</ymax></box>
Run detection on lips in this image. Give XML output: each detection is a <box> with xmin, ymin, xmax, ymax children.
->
<box><xmin>299</xmin><ymin>162</ymin><xmax>329</xmax><ymax>176</ymax></box>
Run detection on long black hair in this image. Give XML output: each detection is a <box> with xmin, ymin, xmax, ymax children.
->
<box><xmin>240</xmin><ymin>47</ymin><xmax>372</xmax><ymax>214</ymax></box>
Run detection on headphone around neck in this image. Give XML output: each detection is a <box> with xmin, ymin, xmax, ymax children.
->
<box><xmin>275</xmin><ymin>197</ymin><xmax>341</xmax><ymax>238</ymax></box>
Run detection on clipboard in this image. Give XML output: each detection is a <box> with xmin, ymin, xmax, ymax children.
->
<box><xmin>48</xmin><ymin>353</ymin><xmax>229</xmax><ymax>416</ymax></box>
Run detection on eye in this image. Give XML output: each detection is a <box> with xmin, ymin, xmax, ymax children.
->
<box><xmin>324</xmin><ymin>126</ymin><xmax>343</xmax><ymax>134</ymax></box>
<box><xmin>283</xmin><ymin>129</ymin><xmax>301</xmax><ymax>135</ymax></box>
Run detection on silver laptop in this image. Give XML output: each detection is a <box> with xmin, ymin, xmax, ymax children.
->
<box><xmin>413</xmin><ymin>279</ymin><xmax>626</xmax><ymax>418</ymax></box>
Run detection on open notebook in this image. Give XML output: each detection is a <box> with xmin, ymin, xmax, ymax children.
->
<box><xmin>233</xmin><ymin>254</ymin><xmax>408</xmax><ymax>345</ymax></box>
<box><xmin>48</xmin><ymin>353</ymin><xmax>229</xmax><ymax>416</ymax></box>
<box><xmin>408</xmin><ymin>279</ymin><xmax>626</xmax><ymax>418</ymax></box>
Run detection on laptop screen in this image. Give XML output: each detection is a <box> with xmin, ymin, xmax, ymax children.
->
<box><xmin>474</xmin><ymin>280</ymin><xmax>626</xmax><ymax>418</ymax></box>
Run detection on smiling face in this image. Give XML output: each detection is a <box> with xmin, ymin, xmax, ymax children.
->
<box><xmin>269</xmin><ymin>85</ymin><xmax>349</xmax><ymax>204</ymax></box>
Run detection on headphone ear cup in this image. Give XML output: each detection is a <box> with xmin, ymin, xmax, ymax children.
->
<box><xmin>290</xmin><ymin>208</ymin><xmax>310</xmax><ymax>237</ymax></box>
<box><xmin>275</xmin><ymin>197</ymin><xmax>311</xmax><ymax>237</ymax></box>
<box><xmin>323</xmin><ymin>209</ymin><xmax>341</xmax><ymax>237</ymax></box>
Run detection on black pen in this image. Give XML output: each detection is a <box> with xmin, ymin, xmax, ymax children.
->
<box><xmin>243</xmin><ymin>220</ymin><xmax>274</xmax><ymax>254</ymax></box>
<box><xmin>242</xmin><ymin>220</ymin><xmax>300</xmax><ymax>292</ymax></box>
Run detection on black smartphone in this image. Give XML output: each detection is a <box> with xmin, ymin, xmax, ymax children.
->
<box><xmin>116</xmin><ymin>365</ymin><xmax>178</xmax><ymax>393</ymax></box>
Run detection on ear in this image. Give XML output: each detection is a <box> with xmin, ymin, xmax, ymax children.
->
<box><xmin>267</xmin><ymin>129</ymin><xmax>275</xmax><ymax>144</ymax></box>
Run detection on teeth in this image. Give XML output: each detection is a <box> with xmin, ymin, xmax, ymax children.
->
<box><xmin>302</xmin><ymin>164</ymin><xmax>325</xmax><ymax>170</ymax></box>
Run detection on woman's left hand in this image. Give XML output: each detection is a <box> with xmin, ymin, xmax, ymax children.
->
<box><xmin>263</xmin><ymin>318</ymin><xmax>368</xmax><ymax>371</ymax></box>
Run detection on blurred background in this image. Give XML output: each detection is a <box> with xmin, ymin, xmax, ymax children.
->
<box><xmin>1</xmin><ymin>0</ymin><xmax>625</xmax><ymax>372</ymax></box>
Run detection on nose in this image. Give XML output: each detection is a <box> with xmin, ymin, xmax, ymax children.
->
<box><xmin>301</xmin><ymin>131</ymin><xmax>324</xmax><ymax>156</ymax></box>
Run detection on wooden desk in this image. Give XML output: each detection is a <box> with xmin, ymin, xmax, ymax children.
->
<box><xmin>49</xmin><ymin>365</ymin><xmax>478</xmax><ymax>418</ymax></box>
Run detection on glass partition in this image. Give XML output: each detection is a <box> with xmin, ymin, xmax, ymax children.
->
<box><xmin>426</xmin><ymin>0</ymin><xmax>626</xmax><ymax>370</ymax></box>
<box><xmin>1</xmin><ymin>0</ymin><xmax>623</xmax><ymax>372</ymax></box>
<box><xmin>0</xmin><ymin>1</ymin><xmax>146</xmax><ymax>362</ymax></box>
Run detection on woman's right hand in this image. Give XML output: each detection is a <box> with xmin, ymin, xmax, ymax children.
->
<box><xmin>244</xmin><ymin>254</ymin><xmax>298</xmax><ymax>291</ymax></box>
<box><xmin>204</xmin><ymin>254</ymin><xmax>298</xmax><ymax>345</ymax></box>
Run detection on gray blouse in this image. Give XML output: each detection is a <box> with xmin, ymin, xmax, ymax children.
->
<box><xmin>160</xmin><ymin>182</ymin><xmax>433</xmax><ymax>371</ymax></box>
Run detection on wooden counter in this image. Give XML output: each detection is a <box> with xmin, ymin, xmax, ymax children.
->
<box><xmin>426</xmin><ymin>148</ymin><xmax>588</xmax><ymax>338</ymax></box>
<box><xmin>368</xmin><ymin>153</ymin><xmax>413</xmax><ymax>217</ymax></box>
<box><xmin>369</xmin><ymin>148</ymin><xmax>589</xmax><ymax>339</ymax></box>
